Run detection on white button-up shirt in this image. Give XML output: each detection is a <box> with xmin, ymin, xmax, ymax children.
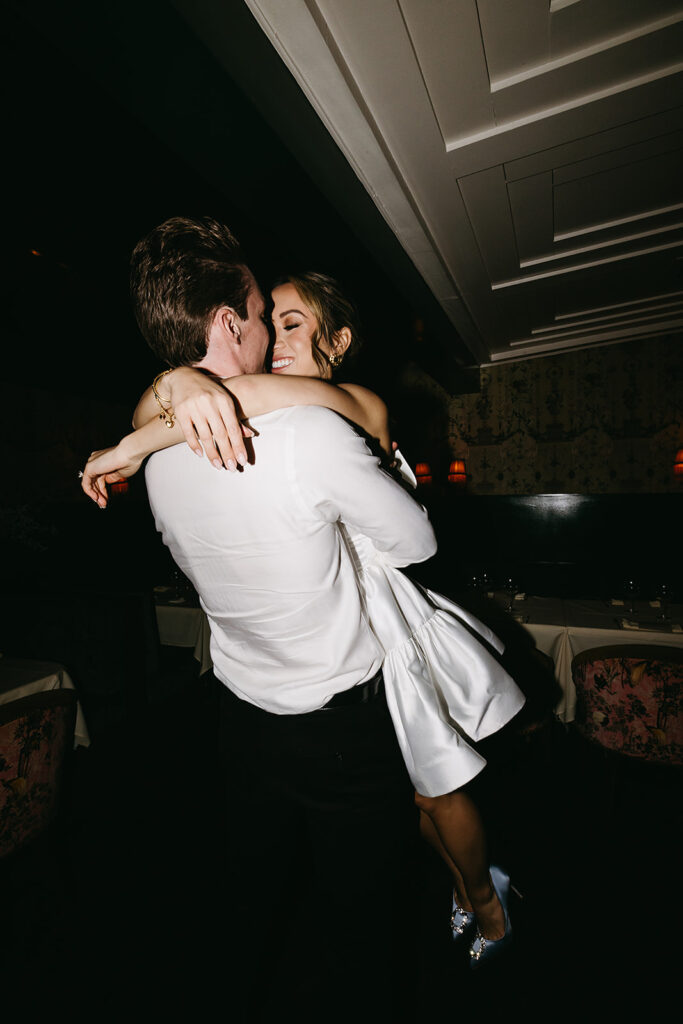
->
<box><xmin>145</xmin><ymin>406</ymin><xmax>436</xmax><ymax>714</ymax></box>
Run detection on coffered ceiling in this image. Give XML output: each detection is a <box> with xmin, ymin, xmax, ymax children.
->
<box><xmin>181</xmin><ymin>0</ymin><xmax>683</xmax><ymax>367</ymax></box>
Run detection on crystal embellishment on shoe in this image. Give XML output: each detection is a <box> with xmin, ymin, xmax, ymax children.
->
<box><xmin>469</xmin><ymin>865</ymin><xmax>512</xmax><ymax>969</ymax></box>
<box><xmin>451</xmin><ymin>892</ymin><xmax>476</xmax><ymax>942</ymax></box>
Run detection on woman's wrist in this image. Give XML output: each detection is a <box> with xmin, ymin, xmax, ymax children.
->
<box><xmin>164</xmin><ymin>365</ymin><xmax>213</xmax><ymax>405</ymax></box>
<box><xmin>162</xmin><ymin>366</ymin><xmax>188</xmax><ymax>405</ymax></box>
<box><xmin>120</xmin><ymin>427</ymin><xmax>153</xmax><ymax>463</ymax></box>
<box><xmin>221</xmin><ymin>374</ymin><xmax>255</xmax><ymax>413</ymax></box>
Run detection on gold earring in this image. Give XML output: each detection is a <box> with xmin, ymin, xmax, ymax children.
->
<box><xmin>329</xmin><ymin>350</ymin><xmax>343</xmax><ymax>368</ymax></box>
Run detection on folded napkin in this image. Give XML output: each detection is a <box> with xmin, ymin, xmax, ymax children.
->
<box><xmin>514</xmin><ymin>592</ymin><xmax>526</xmax><ymax>601</ymax></box>
<box><xmin>672</xmin><ymin>624</ymin><xmax>683</xmax><ymax>633</ymax></box>
<box><xmin>610</xmin><ymin>598</ymin><xmax>625</xmax><ymax>606</ymax></box>
<box><xmin>620</xmin><ymin>619</ymin><xmax>640</xmax><ymax>630</ymax></box>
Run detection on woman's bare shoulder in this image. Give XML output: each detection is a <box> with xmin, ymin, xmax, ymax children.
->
<box><xmin>337</xmin><ymin>383</ymin><xmax>390</xmax><ymax>450</ymax></box>
<box><xmin>337</xmin><ymin>383</ymin><xmax>387</xmax><ymax>415</ymax></box>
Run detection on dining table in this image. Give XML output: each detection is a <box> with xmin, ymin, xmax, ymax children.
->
<box><xmin>153</xmin><ymin>586</ymin><xmax>212</xmax><ymax>675</ymax></box>
<box><xmin>0</xmin><ymin>655</ymin><xmax>90</xmax><ymax>747</ymax></box>
<box><xmin>495</xmin><ymin>593</ymin><xmax>683</xmax><ymax>722</ymax></box>
<box><xmin>152</xmin><ymin>579</ymin><xmax>682</xmax><ymax>725</ymax></box>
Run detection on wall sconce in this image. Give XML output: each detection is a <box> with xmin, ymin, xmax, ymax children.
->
<box><xmin>447</xmin><ymin>459</ymin><xmax>468</xmax><ymax>487</ymax></box>
<box><xmin>675</xmin><ymin>448</ymin><xmax>683</xmax><ymax>477</ymax></box>
<box><xmin>415</xmin><ymin>462</ymin><xmax>432</xmax><ymax>485</ymax></box>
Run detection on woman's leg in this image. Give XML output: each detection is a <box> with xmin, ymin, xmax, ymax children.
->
<box><xmin>418</xmin><ymin>809</ymin><xmax>471</xmax><ymax>910</ymax></box>
<box><xmin>415</xmin><ymin>788</ymin><xmax>506</xmax><ymax>940</ymax></box>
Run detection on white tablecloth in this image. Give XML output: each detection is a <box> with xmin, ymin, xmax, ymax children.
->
<box><xmin>0</xmin><ymin>656</ymin><xmax>90</xmax><ymax>747</ymax></box>
<box><xmin>154</xmin><ymin>591</ymin><xmax>212</xmax><ymax>675</ymax></box>
<box><xmin>154</xmin><ymin>585</ymin><xmax>683</xmax><ymax>722</ymax></box>
<box><xmin>508</xmin><ymin>597</ymin><xmax>683</xmax><ymax>722</ymax></box>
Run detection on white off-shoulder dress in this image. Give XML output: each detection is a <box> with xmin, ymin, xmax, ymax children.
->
<box><xmin>343</xmin><ymin>455</ymin><xmax>526</xmax><ymax>797</ymax></box>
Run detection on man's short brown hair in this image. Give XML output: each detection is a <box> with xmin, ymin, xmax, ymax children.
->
<box><xmin>130</xmin><ymin>216</ymin><xmax>251</xmax><ymax>366</ymax></box>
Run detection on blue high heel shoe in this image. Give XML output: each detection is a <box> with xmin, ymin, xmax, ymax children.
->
<box><xmin>469</xmin><ymin>865</ymin><xmax>512</xmax><ymax>969</ymax></box>
<box><xmin>450</xmin><ymin>892</ymin><xmax>476</xmax><ymax>943</ymax></box>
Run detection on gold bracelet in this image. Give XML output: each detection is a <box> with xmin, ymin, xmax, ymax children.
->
<box><xmin>152</xmin><ymin>369</ymin><xmax>175</xmax><ymax>428</ymax></box>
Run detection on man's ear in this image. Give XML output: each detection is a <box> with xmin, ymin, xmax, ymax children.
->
<box><xmin>216</xmin><ymin>306</ymin><xmax>241</xmax><ymax>342</ymax></box>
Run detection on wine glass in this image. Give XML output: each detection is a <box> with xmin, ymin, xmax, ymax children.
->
<box><xmin>504</xmin><ymin>576</ymin><xmax>518</xmax><ymax>613</ymax></box>
<box><xmin>623</xmin><ymin>578</ymin><xmax>638</xmax><ymax>616</ymax></box>
<box><xmin>655</xmin><ymin>583</ymin><xmax>670</xmax><ymax>622</ymax></box>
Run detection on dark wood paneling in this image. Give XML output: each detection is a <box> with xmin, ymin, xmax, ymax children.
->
<box><xmin>417</xmin><ymin>492</ymin><xmax>683</xmax><ymax>599</ymax></box>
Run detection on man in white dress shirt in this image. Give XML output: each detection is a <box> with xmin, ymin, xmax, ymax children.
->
<box><xmin>130</xmin><ymin>217</ymin><xmax>436</xmax><ymax>1017</ymax></box>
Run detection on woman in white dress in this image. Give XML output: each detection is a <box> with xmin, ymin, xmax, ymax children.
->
<box><xmin>82</xmin><ymin>271</ymin><xmax>524</xmax><ymax>965</ymax></box>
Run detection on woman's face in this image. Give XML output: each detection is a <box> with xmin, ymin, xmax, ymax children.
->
<box><xmin>270</xmin><ymin>282</ymin><xmax>330</xmax><ymax>379</ymax></box>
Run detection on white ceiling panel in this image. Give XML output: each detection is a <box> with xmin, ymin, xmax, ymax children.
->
<box><xmin>237</xmin><ymin>0</ymin><xmax>683</xmax><ymax>365</ymax></box>
<box><xmin>553</xmin><ymin>147</ymin><xmax>683</xmax><ymax>235</ymax></box>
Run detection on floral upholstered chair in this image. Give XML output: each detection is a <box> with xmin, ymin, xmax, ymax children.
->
<box><xmin>571</xmin><ymin>645</ymin><xmax>683</xmax><ymax>766</ymax></box>
<box><xmin>0</xmin><ymin>689</ymin><xmax>77</xmax><ymax>859</ymax></box>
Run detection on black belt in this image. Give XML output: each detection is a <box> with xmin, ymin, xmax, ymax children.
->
<box><xmin>322</xmin><ymin>669</ymin><xmax>384</xmax><ymax>710</ymax></box>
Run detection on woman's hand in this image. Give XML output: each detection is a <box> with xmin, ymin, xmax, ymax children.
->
<box><xmin>163</xmin><ymin>368</ymin><xmax>254</xmax><ymax>470</ymax></box>
<box><xmin>80</xmin><ymin>440</ymin><xmax>145</xmax><ymax>508</ymax></box>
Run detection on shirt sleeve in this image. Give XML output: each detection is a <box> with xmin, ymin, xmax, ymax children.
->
<box><xmin>291</xmin><ymin>406</ymin><xmax>437</xmax><ymax>569</ymax></box>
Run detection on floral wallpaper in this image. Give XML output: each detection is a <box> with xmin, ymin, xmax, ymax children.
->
<box><xmin>394</xmin><ymin>334</ymin><xmax>683</xmax><ymax>495</ymax></box>
<box><xmin>2</xmin><ymin>334</ymin><xmax>682</xmax><ymax>505</ymax></box>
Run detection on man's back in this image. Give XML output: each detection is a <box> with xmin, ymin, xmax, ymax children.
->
<box><xmin>145</xmin><ymin>405</ymin><xmax>436</xmax><ymax>713</ymax></box>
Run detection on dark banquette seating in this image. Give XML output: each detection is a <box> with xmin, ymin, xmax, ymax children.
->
<box><xmin>417</xmin><ymin>492</ymin><xmax>683</xmax><ymax>601</ymax></box>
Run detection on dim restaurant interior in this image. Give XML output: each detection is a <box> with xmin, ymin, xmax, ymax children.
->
<box><xmin>1</xmin><ymin>2</ymin><xmax>681</xmax><ymax>1017</ymax></box>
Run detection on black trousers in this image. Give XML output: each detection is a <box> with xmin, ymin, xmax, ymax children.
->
<box><xmin>217</xmin><ymin>676</ymin><xmax>419</xmax><ymax>1022</ymax></box>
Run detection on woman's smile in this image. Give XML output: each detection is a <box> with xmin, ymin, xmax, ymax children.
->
<box><xmin>271</xmin><ymin>356</ymin><xmax>295</xmax><ymax>373</ymax></box>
